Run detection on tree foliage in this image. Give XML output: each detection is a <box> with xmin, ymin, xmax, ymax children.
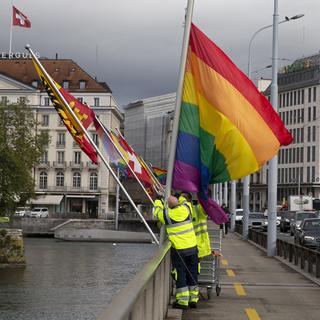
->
<box><xmin>0</xmin><ymin>103</ymin><xmax>49</xmax><ymax>214</ymax></box>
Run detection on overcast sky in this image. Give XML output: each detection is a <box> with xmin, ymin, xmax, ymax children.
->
<box><xmin>0</xmin><ymin>0</ymin><xmax>319</xmax><ymax>107</ymax></box>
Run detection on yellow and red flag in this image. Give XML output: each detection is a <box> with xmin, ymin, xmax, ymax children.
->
<box><xmin>31</xmin><ymin>58</ymin><xmax>98</xmax><ymax>163</ymax></box>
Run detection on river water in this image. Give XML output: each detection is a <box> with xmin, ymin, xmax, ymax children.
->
<box><xmin>0</xmin><ymin>238</ymin><xmax>157</xmax><ymax>320</ymax></box>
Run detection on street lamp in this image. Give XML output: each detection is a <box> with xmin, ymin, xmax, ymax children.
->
<box><xmin>241</xmin><ymin>10</ymin><xmax>304</xmax><ymax>242</ymax></box>
<box><xmin>248</xmin><ymin>14</ymin><xmax>304</xmax><ymax>79</ymax></box>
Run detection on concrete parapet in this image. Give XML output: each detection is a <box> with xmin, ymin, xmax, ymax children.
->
<box><xmin>0</xmin><ymin>228</ymin><xmax>26</xmax><ymax>268</ymax></box>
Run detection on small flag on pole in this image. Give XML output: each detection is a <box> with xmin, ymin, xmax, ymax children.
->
<box><xmin>12</xmin><ymin>6</ymin><xmax>31</xmax><ymax>28</ymax></box>
<box><xmin>30</xmin><ymin>56</ymin><xmax>98</xmax><ymax>164</ymax></box>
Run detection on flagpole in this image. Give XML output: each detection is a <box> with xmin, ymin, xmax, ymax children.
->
<box><xmin>26</xmin><ymin>45</ymin><xmax>159</xmax><ymax>245</ymax></box>
<box><xmin>115</xmin><ymin>167</ymin><xmax>120</xmax><ymax>230</ymax></box>
<box><xmin>95</xmin><ymin>117</ymin><xmax>155</xmax><ymax>204</ymax></box>
<box><xmin>9</xmin><ymin>2</ymin><xmax>13</xmax><ymax>55</ymax></box>
<box><xmin>115</xmin><ymin>128</ymin><xmax>164</xmax><ymax>193</ymax></box>
<box><xmin>165</xmin><ymin>0</ymin><xmax>195</xmax><ymax>201</ymax></box>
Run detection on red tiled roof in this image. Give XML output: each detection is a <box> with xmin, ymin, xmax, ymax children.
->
<box><xmin>0</xmin><ymin>59</ymin><xmax>111</xmax><ymax>93</ymax></box>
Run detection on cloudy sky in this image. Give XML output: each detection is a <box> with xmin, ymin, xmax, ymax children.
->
<box><xmin>0</xmin><ymin>0</ymin><xmax>319</xmax><ymax>107</ymax></box>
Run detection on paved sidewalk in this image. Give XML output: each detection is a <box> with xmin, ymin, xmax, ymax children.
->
<box><xmin>182</xmin><ymin>230</ymin><xmax>320</xmax><ymax>320</ymax></box>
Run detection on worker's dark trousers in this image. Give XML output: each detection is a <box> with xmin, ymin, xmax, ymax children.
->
<box><xmin>171</xmin><ymin>248</ymin><xmax>198</xmax><ymax>290</ymax></box>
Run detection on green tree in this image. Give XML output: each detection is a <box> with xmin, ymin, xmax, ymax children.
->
<box><xmin>0</xmin><ymin>102</ymin><xmax>49</xmax><ymax>215</ymax></box>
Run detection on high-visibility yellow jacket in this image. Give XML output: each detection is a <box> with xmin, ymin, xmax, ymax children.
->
<box><xmin>192</xmin><ymin>204</ymin><xmax>211</xmax><ymax>258</ymax></box>
<box><xmin>153</xmin><ymin>198</ymin><xmax>197</xmax><ymax>251</ymax></box>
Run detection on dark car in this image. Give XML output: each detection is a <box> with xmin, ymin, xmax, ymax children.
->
<box><xmin>279</xmin><ymin>211</ymin><xmax>295</xmax><ymax>233</ymax></box>
<box><xmin>294</xmin><ymin>218</ymin><xmax>320</xmax><ymax>249</ymax></box>
<box><xmin>290</xmin><ymin>211</ymin><xmax>318</xmax><ymax>236</ymax></box>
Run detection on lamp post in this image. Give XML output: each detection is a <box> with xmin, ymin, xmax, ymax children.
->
<box><xmin>242</xmin><ymin>10</ymin><xmax>304</xmax><ymax>242</ymax></box>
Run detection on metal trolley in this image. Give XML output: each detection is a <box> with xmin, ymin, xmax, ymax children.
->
<box><xmin>198</xmin><ymin>226</ymin><xmax>222</xmax><ymax>299</ymax></box>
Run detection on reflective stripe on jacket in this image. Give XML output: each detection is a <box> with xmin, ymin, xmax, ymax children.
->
<box><xmin>193</xmin><ymin>204</ymin><xmax>211</xmax><ymax>258</ymax></box>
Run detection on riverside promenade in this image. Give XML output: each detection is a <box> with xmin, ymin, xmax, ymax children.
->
<box><xmin>182</xmin><ymin>231</ymin><xmax>320</xmax><ymax>320</ymax></box>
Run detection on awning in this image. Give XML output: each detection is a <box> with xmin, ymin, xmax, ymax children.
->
<box><xmin>31</xmin><ymin>195</ymin><xmax>64</xmax><ymax>205</ymax></box>
<box><xmin>65</xmin><ymin>195</ymin><xmax>96</xmax><ymax>199</ymax></box>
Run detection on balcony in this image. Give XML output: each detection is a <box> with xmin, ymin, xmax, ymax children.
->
<box><xmin>56</xmin><ymin>142</ymin><xmax>66</xmax><ymax>148</ymax></box>
<box><xmin>86</xmin><ymin>161</ymin><xmax>100</xmax><ymax>169</ymax></box>
<box><xmin>70</xmin><ymin>161</ymin><xmax>84</xmax><ymax>169</ymax></box>
<box><xmin>45</xmin><ymin>186</ymin><xmax>101</xmax><ymax>193</ymax></box>
<box><xmin>37</xmin><ymin>161</ymin><xmax>50</xmax><ymax>169</ymax></box>
<box><xmin>53</xmin><ymin>161</ymin><xmax>68</xmax><ymax>169</ymax></box>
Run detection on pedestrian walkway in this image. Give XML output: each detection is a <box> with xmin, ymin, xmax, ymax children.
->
<box><xmin>182</xmin><ymin>230</ymin><xmax>320</xmax><ymax>320</ymax></box>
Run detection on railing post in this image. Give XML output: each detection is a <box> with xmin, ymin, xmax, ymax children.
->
<box><xmin>308</xmin><ymin>250</ymin><xmax>313</xmax><ymax>274</ymax></box>
<box><xmin>289</xmin><ymin>243</ymin><xmax>293</xmax><ymax>262</ymax></box>
<box><xmin>316</xmin><ymin>253</ymin><xmax>320</xmax><ymax>278</ymax></box>
<box><xmin>300</xmin><ymin>247</ymin><xmax>305</xmax><ymax>270</ymax></box>
<box><xmin>294</xmin><ymin>245</ymin><xmax>298</xmax><ymax>266</ymax></box>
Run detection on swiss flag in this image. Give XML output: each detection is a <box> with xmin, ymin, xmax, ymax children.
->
<box><xmin>12</xmin><ymin>6</ymin><xmax>31</xmax><ymax>28</ymax></box>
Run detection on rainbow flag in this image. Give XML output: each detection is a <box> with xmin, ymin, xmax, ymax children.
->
<box><xmin>173</xmin><ymin>23</ymin><xmax>293</xmax><ymax>193</ymax></box>
<box><xmin>152</xmin><ymin>166</ymin><xmax>167</xmax><ymax>184</ymax></box>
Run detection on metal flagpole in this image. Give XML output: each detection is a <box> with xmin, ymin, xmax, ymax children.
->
<box><xmin>268</xmin><ymin>0</ymin><xmax>279</xmax><ymax>256</ymax></box>
<box><xmin>26</xmin><ymin>45</ymin><xmax>159</xmax><ymax>245</ymax></box>
<box><xmin>115</xmin><ymin>128</ymin><xmax>164</xmax><ymax>193</ymax></box>
<box><xmin>115</xmin><ymin>167</ymin><xmax>120</xmax><ymax>230</ymax></box>
<box><xmin>95</xmin><ymin>118</ymin><xmax>155</xmax><ymax>204</ymax></box>
<box><xmin>242</xmin><ymin>176</ymin><xmax>250</xmax><ymax>240</ymax></box>
<box><xmin>9</xmin><ymin>1</ymin><xmax>13</xmax><ymax>55</ymax></box>
<box><xmin>230</xmin><ymin>181</ymin><xmax>236</xmax><ymax>231</ymax></box>
<box><xmin>219</xmin><ymin>183</ymin><xmax>223</xmax><ymax>205</ymax></box>
<box><xmin>165</xmin><ymin>0</ymin><xmax>194</xmax><ymax>201</ymax></box>
<box><xmin>162</xmin><ymin>0</ymin><xmax>194</xmax><ymax>245</ymax></box>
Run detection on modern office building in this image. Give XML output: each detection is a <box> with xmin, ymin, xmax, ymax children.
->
<box><xmin>0</xmin><ymin>57</ymin><xmax>123</xmax><ymax>217</ymax></box>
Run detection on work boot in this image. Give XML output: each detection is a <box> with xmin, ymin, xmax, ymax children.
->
<box><xmin>189</xmin><ymin>302</ymin><xmax>197</xmax><ymax>309</ymax></box>
<box><xmin>172</xmin><ymin>301</ymin><xmax>188</xmax><ymax>310</ymax></box>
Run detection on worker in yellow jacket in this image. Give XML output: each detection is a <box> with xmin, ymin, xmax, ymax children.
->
<box><xmin>180</xmin><ymin>192</ymin><xmax>211</xmax><ymax>259</ymax></box>
<box><xmin>153</xmin><ymin>194</ymin><xmax>199</xmax><ymax>309</ymax></box>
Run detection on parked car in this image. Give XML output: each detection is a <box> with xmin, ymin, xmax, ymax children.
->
<box><xmin>276</xmin><ymin>212</ymin><xmax>284</xmax><ymax>226</ymax></box>
<box><xmin>248</xmin><ymin>213</ymin><xmax>268</xmax><ymax>230</ymax></box>
<box><xmin>294</xmin><ymin>218</ymin><xmax>320</xmax><ymax>249</ymax></box>
<box><xmin>14</xmin><ymin>207</ymin><xmax>31</xmax><ymax>217</ymax></box>
<box><xmin>29</xmin><ymin>207</ymin><xmax>49</xmax><ymax>218</ymax></box>
<box><xmin>279</xmin><ymin>211</ymin><xmax>295</xmax><ymax>233</ymax></box>
<box><xmin>290</xmin><ymin>211</ymin><xmax>318</xmax><ymax>236</ymax></box>
<box><xmin>235</xmin><ymin>209</ymin><xmax>243</xmax><ymax>222</ymax></box>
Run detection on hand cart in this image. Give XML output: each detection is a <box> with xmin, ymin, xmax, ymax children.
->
<box><xmin>198</xmin><ymin>225</ymin><xmax>222</xmax><ymax>299</ymax></box>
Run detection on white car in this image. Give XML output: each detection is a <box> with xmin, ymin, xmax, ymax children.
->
<box><xmin>14</xmin><ymin>207</ymin><xmax>31</xmax><ymax>217</ymax></box>
<box><xmin>235</xmin><ymin>209</ymin><xmax>243</xmax><ymax>221</ymax></box>
<box><xmin>29</xmin><ymin>207</ymin><xmax>49</xmax><ymax>218</ymax></box>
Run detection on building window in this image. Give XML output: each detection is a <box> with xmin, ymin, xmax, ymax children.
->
<box><xmin>307</xmin><ymin>127</ymin><xmax>311</xmax><ymax>142</ymax></box>
<box><xmin>1</xmin><ymin>96</ymin><xmax>8</xmax><ymax>105</ymax></box>
<box><xmin>307</xmin><ymin>146</ymin><xmax>311</xmax><ymax>162</ymax></box>
<box><xmin>313</xmin><ymin>106</ymin><xmax>317</xmax><ymax>120</ymax></box>
<box><xmin>39</xmin><ymin>172</ymin><xmax>47</xmax><ymax>190</ymax></box>
<box><xmin>297</xmin><ymin>90</ymin><xmax>301</xmax><ymax>105</ymax></box>
<box><xmin>90</xmin><ymin>173</ymin><xmax>98</xmax><ymax>191</ymax></box>
<box><xmin>312</xmin><ymin>166</ymin><xmax>315</xmax><ymax>182</ymax></box>
<box><xmin>40</xmin><ymin>151</ymin><xmax>48</xmax><ymax>164</ymax></box>
<box><xmin>44</xmin><ymin>97</ymin><xmax>50</xmax><ymax>106</ymax></box>
<box><xmin>313</xmin><ymin>126</ymin><xmax>316</xmax><ymax>142</ymax></box>
<box><xmin>41</xmin><ymin>115</ymin><xmax>49</xmax><ymax>126</ymax></box>
<box><xmin>57</xmin><ymin>151</ymin><xmax>65</xmax><ymax>164</ymax></box>
<box><xmin>301</xmin><ymin>89</ymin><xmax>304</xmax><ymax>104</ymax></box>
<box><xmin>294</xmin><ymin>91</ymin><xmax>297</xmax><ymax>105</ymax></box>
<box><xmin>19</xmin><ymin>97</ymin><xmax>26</xmax><ymax>104</ymax></box>
<box><xmin>312</xmin><ymin>146</ymin><xmax>316</xmax><ymax>162</ymax></box>
<box><xmin>56</xmin><ymin>172</ymin><xmax>64</xmax><ymax>187</ymax></box>
<box><xmin>92</xmin><ymin>133</ymin><xmax>99</xmax><ymax>147</ymax></box>
<box><xmin>73</xmin><ymin>172</ymin><xmax>81</xmax><ymax>188</ymax></box>
<box><xmin>94</xmin><ymin>98</ymin><xmax>100</xmax><ymax>107</ymax></box>
<box><xmin>62</xmin><ymin>81</ymin><xmax>69</xmax><ymax>89</ymax></box>
<box><xmin>308</xmin><ymin>88</ymin><xmax>312</xmax><ymax>103</ymax></box>
<box><xmin>57</xmin><ymin>132</ymin><xmax>65</xmax><ymax>147</ymax></box>
<box><xmin>290</xmin><ymin>92</ymin><xmax>293</xmax><ymax>106</ymax></box>
<box><xmin>307</xmin><ymin>167</ymin><xmax>310</xmax><ymax>182</ymax></box>
<box><xmin>79</xmin><ymin>80</ymin><xmax>86</xmax><ymax>89</ymax></box>
<box><xmin>74</xmin><ymin>151</ymin><xmax>81</xmax><ymax>164</ymax></box>
<box><xmin>313</xmin><ymin>87</ymin><xmax>317</xmax><ymax>102</ymax></box>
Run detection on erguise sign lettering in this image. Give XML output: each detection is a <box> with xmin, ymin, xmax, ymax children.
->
<box><xmin>0</xmin><ymin>51</ymin><xmax>40</xmax><ymax>59</ymax></box>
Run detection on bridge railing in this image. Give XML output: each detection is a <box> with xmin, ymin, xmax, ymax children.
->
<box><xmin>246</xmin><ymin>228</ymin><xmax>320</xmax><ymax>279</ymax></box>
<box><xmin>97</xmin><ymin>241</ymin><xmax>172</xmax><ymax>320</ymax></box>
